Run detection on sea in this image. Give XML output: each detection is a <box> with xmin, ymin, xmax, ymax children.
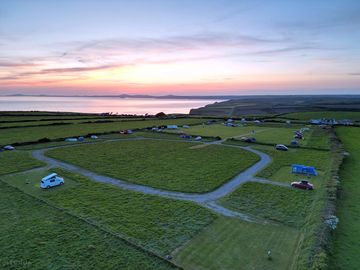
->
<box><xmin>0</xmin><ymin>96</ymin><xmax>224</xmax><ymax>115</ymax></box>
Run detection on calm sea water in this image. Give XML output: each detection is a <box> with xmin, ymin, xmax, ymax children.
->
<box><xmin>0</xmin><ymin>96</ymin><xmax>223</xmax><ymax>115</ymax></box>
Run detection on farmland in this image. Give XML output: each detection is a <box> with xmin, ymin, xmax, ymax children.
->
<box><xmin>0</xmin><ymin>151</ymin><xmax>45</xmax><ymax>175</ymax></box>
<box><xmin>46</xmin><ymin>140</ymin><xmax>259</xmax><ymax>193</ymax></box>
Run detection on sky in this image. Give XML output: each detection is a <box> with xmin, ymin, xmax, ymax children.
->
<box><xmin>0</xmin><ymin>0</ymin><xmax>359</xmax><ymax>96</ymax></box>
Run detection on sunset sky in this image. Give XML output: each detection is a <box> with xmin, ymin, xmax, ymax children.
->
<box><xmin>0</xmin><ymin>0</ymin><xmax>359</xmax><ymax>95</ymax></box>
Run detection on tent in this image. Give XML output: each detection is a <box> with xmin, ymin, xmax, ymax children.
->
<box><xmin>291</xmin><ymin>164</ymin><xmax>318</xmax><ymax>176</ymax></box>
<box><xmin>167</xmin><ymin>125</ymin><xmax>178</xmax><ymax>129</ymax></box>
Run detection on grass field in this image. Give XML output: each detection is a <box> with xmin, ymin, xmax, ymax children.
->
<box><xmin>2</xmin><ymin>168</ymin><xmax>216</xmax><ymax>256</ymax></box>
<box><xmin>167</xmin><ymin>123</ymin><xmax>266</xmax><ymax>139</ymax></box>
<box><xmin>282</xmin><ymin>111</ymin><xmax>360</xmax><ymax>121</ymax></box>
<box><xmin>0</xmin><ymin>118</ymin><xmax>204</xmax><ymax>146</ymax></box>
<box><xmin>46</xmin><ymin>140</ymin><xmax>259</xmax><ymax>193</ymax></box>
<box><xmin>330</xmin><ymin>127</ymin><xmax>360</xmax><ymax>269</ymax></box>
<box><xmin>219</xmin><ymin>182</ymin><xmax>315</xmax><ymax>226</ymax></box>
<box><xmin>0</xmin><ymin>181</ymin><xmax>178</xmax><ymax>270</ymax></box>
<box><xmin>173</xmin><ymin>217</ymin><xmax>300</xmax><ymax>270</ymax></box>
<box><xmin>0</xmin><ymin>151</ymin><xmax>45</xmax><ymax>175</ymax></box>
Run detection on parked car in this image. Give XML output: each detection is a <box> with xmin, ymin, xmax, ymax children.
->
<box><xmin>40</xmin><ymin>173</ymin><xmax>64</xmax><ymax>189</ymax></box>
<box><xmin>3</xmin><ymin>145</ymin><xmax>15</xmax><ymax>151</ymax></box>
<box><xmin>275</xmin><ymin>144</ymin><xmax>288</xmax><ymax>151</ymax></box>
<box><xmin>245</xmin><ymin>137</ymin><xmax>256</xmax><ymax>143</ymax></box>
<box><xmin>291</xmin><ymin>180</ymin><xmax>314</xmax><ymax>190</ymax></box>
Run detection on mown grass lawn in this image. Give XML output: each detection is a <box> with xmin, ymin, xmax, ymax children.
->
<box><xmin>0</xmin><ymin>151</ymin><xmax>45</xmax><ymax>175</ymax></box>
<box><xmin>0</xmin><ymin>118</ymin><xmax>204</xmax><ymax>146</ymax></box>
<box><xmin>46</xmin><ymin>140</ymin><xmax>259</xmax><ymax>193</ymax></box>
<box><xmin>330</xmin><ymin>127</ymin><xmax>360</xmax><ymax>269</ymax></box>
<box><xmin>173</xmin><ymin>217</ymin><xmax>300</xmax><ymax>270</ymax></box>
<box><xmin>2</xmin><ymin>168</ymin><xmax>216</xmax><ymax>256</ymax></box>
<box><xmin>219</xmin><ymin>182</ymin><xmax>315</xmax><ymax>226</ymax></box>
<box><xmin>0</xmin><ymin>181</ymin><xmax>178</xmax><ymax>270</ymax></box>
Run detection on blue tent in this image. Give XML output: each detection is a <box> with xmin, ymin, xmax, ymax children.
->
<box><xmin>292</xmin><ymin>164</ymin><xmax>317</xmax><ymax>176</ymax></box>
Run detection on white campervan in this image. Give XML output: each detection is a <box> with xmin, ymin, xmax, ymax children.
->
<box><xmin>40</xmin><ymin>173</ymin><xmax>64</xmax><ymax>189</ymax></box>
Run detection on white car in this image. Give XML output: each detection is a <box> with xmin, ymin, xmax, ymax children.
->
<box><xmin>275</xmin><ymin>144</ymin><xmax>289</xmax><ymax>151</ymax></box>
<box><xmin>40</xmin><ymin>173</ymin><xmax>64</xmax><ymax>189</ymax></box>
<box><xmin>3</xmin><ymin>145</ymin><xmax>15</xmax><ymax>151</ymax></box>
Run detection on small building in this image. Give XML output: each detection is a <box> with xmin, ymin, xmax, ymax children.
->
<box><xmin>167</xmin><ymin>125</ymin><xmax>178</xmax><ymax>129</ymax></box>
<box><xmin>291</xmin><ymin>164</ymin><xmax>318</xmax><ymax>176</ymax></box>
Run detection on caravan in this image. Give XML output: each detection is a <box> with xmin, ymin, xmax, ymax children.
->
<box><xmin>40</xmin><ymin>173</ymin><xmax>64</xmax><ymax>189</ymax></box>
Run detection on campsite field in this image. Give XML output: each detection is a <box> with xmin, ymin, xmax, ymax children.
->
<box><xmin>282</xmin><ymin>111</ymin><xmax>360</xmax><ymax>121</ymax></box>
<box><xmin>46</xmin><ymin>140</ymin><xmax>259</xmax><ymax>193</ymax></box>
<box><xmin>219</xmin><ymin>182</ymin><xmax>315</xmax><ymax>226</ymax></box>
<box><xmin>166</xmin><ymin>123</ymin><xmax>266</xmax><ymax>139</ymax></box>
<box><xmin>0</xmin><ymin>110</ymin><xmax>356</xmax><ymax>270</ymax></box>
<box><xmin>0</xmin><ymin>181</ymin><xmax>178</xmax><ymax>270</ymax></box>
<box><xmin>0</xmin><ymin>151</ymin><xmax>45</xmax><ymax>175</ymax></box>
<box><xmin>0</xmin><ymin>117</ymin><xmax>204</xmax><ymax>146</ymax></box>
<box><xmin>330</xmin><ymin>127</ymin><xmax>360</xmax><ymax>269</ymax></box>
<box><xmin>1</xmin><ymin>168</ymin><xmax>216</xmax><ymax>256</ymax></box>
<box><xmin>173</xmin><ymin>217</ymin><xmax>300</xmax><ymax>270</ymax></box>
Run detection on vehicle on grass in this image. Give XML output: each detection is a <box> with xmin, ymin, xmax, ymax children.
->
<box><xmin>65</xmin><ymin>138</ymin><xmax>77</xmax><ymax>142</ymax></box>
<box><xmin>40</xmin><ymin>173</ymin><xmax>64</xmax><ymax>189</ymax></box>
<box><xmin>291</xmin><ymin>164</ymin><xmax>318</xmax><ymax>176</ymax></box>
<box><xmin>240</xmin><ymin>137</ymin><xmax>256</xmax><ymax>143</ymax></box>
<box><xmin>180</xmin><ymin>134</ymin><xmax>192</xmax><ymax>139</ymax></box>
<box><xmin>119</xmin><ymin>130</ymin><xmax>133</xmax><ymax>134</ymax></box>
<box><xmin>78</xmin><ymin>136</ymin><xmax>85</xmax><ymax>141</ymax></box>
<box><xmin>291</xmin><ymin>180</ymin><xmax>314</xmax><ymax>190</ymax></box>
<box><xmin>90</xmin><ymin>135</ymin><xmax>98</xmax><ymax>139</ymax></box>
<box><xmin>290</xmin><ymin>140</ymin><xmax>299</xmax><ymax>147</ymax></box>
<box><xmin>3</xmin><ymin>145</ymin><xmax>15</xmax><ymax>151</ymax></box>
<box><xmin>195</xmin><ymin>136</ymin><xmax>202</xmax><ymax>141</ymax></box>
<box><xmin>275</xmin><ymin>144</ymin><xmax>288</xmax><ymax>151</ymax></box>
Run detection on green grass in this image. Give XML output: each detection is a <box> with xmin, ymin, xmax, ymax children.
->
<box><xmin>282</xmin><ymin>111</ymin><xmax>360</xmax><ymax>121</ymax></box>
<box><xmin>167</xmin><ymin>123</ymin><xmax>267</xmax><ymax>139</ymax></box>
<box><xmin>46</xmin><ymin>140</ymin><xmax>259</xmax><ymax>193</ymax></box>
<box><xmin>330</xmin><ymin>127</ymin><xmax>360</xmax><ymax>269</ymax></box>
<box><xmin>2</xmin><ymin>168</ymin><xmax>216</xmax><ymax>256</ymax></box>
<box><xmin>0</xmin><ymin>151</ymin><xmax>45</xmax><ymax>175</ymax></box>
<box><xmin>219</xmin><ymin>182</ymin><xmax>315</xmax><ymax>226</ymax></box>
<box><xmin>173</xmin><ymin>217</ymin><xmax>300</xmax><ymax>270</ymax></box>
<box><xmin>0</xmin><ymin>118</ymin><xmax>204</xmax><ymax>146</ymax></box>
<box><xmin>0</xmin><ymin>181</ymin><xmax>178</xmax><ymax>270</ymax></box>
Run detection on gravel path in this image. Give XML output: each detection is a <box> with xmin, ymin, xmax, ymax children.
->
<box><xmin>31</xmin><ymin>138</ymin><xmax>284</xmax><ymax>222</ymax></box>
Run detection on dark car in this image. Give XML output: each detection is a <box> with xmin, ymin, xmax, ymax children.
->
<box><xmin>291</xmin><ymin>180</ymin><xmax>314</xmax><ymax>190</ymax></box>
<box><xmin>245</xmin><ymin>137</ymin><xmax>256</xmax><ymax>143</ymax></box>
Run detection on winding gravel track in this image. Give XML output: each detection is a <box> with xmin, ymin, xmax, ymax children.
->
<box><xmin>31</xmin><ymin>138</ymin><xmax>280</xmax><ymax>222</ymax></box>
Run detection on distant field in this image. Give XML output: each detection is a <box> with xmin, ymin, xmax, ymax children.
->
<box><xmin>166</xmin><ymin>123</ymin><xmax>266</xmax><ymax>139</ymax></box>
<box><xmin>0</xmin><ymin>181</ymin><xmax>178</xmax><ymax>270</ymax></box>
<box><xmin>46</xmin><ymin>140</ymin><xmax>259</xmax><ymax>193</ymax></box>
<box><xmin>282</xmin><ymin>111</ymin><xmax>360</xmax><ymax>121</ymax></box>
<box><xmin>0</xmin><ymin>151</ymin><xmax>45</xmax><ymax>175</ymax></box>
<box><xmin>330</xmin><ymin>127</ymin><xmax>360</xmax><ymax>269</ymax></box>
<box><xmin>219</xmin><ymin>182</ymin><xmax>315</xmax><ymax>226</ymax></box>
<box><xmin>173</xmin><ymin>217</ymin><xmax>299</xmax><ymax>270</ymax></box>
<box><xmin>0</xmin><ymin>118</ymin><xmax>204</xmax><ymax>146</ymax></box>
<box><xmin>2</xmin><ymin>168</ymin><xmax>216</xmax><ymax>256</ymax></box>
